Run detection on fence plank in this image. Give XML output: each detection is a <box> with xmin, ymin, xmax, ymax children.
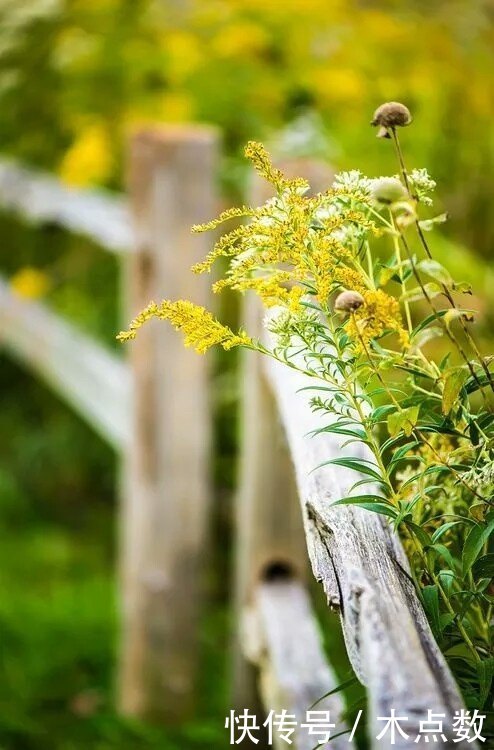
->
<box><xmin>0</xmin><ymin>158</ymin><xmax>132</xmax><ymax>253</ymax></box>
<box><xmin>263</xmin><ymin>322</ymin><xmax>472</xmax><ymax>749</ymax></box>
<box><xmin>233</xmin><ymin>159</ymin><xmax>347</xmax><ymax>744</ymax></box>
<box><xmin>244</xmin><ymin>578</ymin><xmax>352</xmax><ymax>750</ymax></box>
<box><xmin>233</xmin><ymin>292</ymin><xmax>308</xmax><ymax>718</ymax></box>
<box><xmin>119</xmin><ymin>126</ymin><xmax>218</xmax><ymax>722</ymax></box>
<box><xmin>0</xmin><ymin>276</ymin><xmax>130</xmax><ymax>449</ymax></box>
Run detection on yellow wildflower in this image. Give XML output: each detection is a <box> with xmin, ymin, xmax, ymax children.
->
<box><xmin>117</xmin><ymin>300</ymin><xmax>252</xmax><ymax>354</ymax></box>
<box><xmin>346</xmin><ymin>288</ymin><xmax>405</xmax><ymax>350</ymax></box>
<box><xmin>212</xmin><ymin>22</ymin><xmax>269</xmax><ymax>59</ymax></box>
<box><xmin>59</xmin><ymin>122</ymin><xmax>113</xmax><ymax>186</ymax></box>
<box><xmin>10</xmin><ymin>267</ymin><xmax>51</xmax><ymax>299</ymax></box>
<box><xmin>244</xmin><ymin>141</ymin><xmax>309</xmax><ymax>193</ymax></box>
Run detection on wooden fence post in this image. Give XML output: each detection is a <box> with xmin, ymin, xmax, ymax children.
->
<box><xmin>119</xmin><ymin>126</ymin><xmax>219</xmax><ymax>722</ymax></box>
<box><xmin>233</xmin><ymin>159</ymin><xmax>336</xmax><ymax>715</ymax></box>
<box><xmin>233</xmin><ymin>291</ymin><xmax>307</xmax><ymax>713</ymax></box>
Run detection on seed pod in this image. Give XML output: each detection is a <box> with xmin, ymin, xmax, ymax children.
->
<box><xmin>334</xmin><ymin>290</ymin><xmax>365</xmax><ymax>314</ymax></box>
<box><xmin>371</xmin><ymin>102</ymin><xmax>412</xmax><ymax>138</ymax></box>
<box><xmin>371</xmin><ymin>177</ymin><xmax>407</xmax><ymax>205</ymax></box>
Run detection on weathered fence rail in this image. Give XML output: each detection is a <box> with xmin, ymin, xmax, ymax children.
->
<box><xmin>0</xmin><ymin>159</ymin><xmax>133</xmax><ymax>253</ymax></box>
<box><xmin>0</xmin><ymin>276</ymin><xmax>130</xmax><ymax>448</ymax></box>
<box><xmin>0</xmin><ymin>139</ymin><xmax>471</xmax><ymax>747</ymax></box>
<box><xmin>263</xmin><ymin>334</ymin><xmax>469</xmax><ymax>749</ymax></box>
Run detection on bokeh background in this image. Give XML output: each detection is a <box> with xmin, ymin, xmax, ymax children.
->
<box><xmin>0</xmin><ymin>1</ymin><xmax>493</xmax><ymax>748</ymax></box>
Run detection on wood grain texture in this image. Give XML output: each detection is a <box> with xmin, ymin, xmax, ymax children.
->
<box><xmin>244</xmin><ymin>579</ymin><xmax>353</xmax><ymax>750</ymax></box>
<box><xmin>233</xmin><ymin>292</ymin><xmax>308</xmax><ymax>716</ymax></box>
<box><xmin>0</xmin><ymin>276</ymin><xmax>130</xmax><ymax>449</ymax></box>
<box><xmin>233</xmin><ymin>159</ymin><xmax>346</xmax><ymax>744</ymax></box>
<box><xmin>263</xmin><ymin>321</ymin><xmax>473</xmax><ymax>750</ymax></box>
<box><xmin>119</xmin><ymin>126</ymin><xmax>218</xmax><ymax>722</ymax></box>
<box><xmin>0</xmin><ymin>158</ymin><xmax>132</xmax><ymax>253</ymax></box>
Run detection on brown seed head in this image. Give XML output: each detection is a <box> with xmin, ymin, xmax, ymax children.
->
<box><xmin>371</xmin><ymin>102</ymin><xmax>412</xmax><ymax>138</ymax></box>
<box><xmin>334</xmin><ymin>290</ymin><xmax>365</xmax><ymax>314</ymax></box>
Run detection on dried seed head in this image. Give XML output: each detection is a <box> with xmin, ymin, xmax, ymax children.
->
<box><xmin>334</xmin><ymin>290</ymin><xmax>365</xmax><ymax>314</ymax></box>
<box><xmin>371</xmin><ymin>177</ymin><xmax>407</xmax><ymax>205</ymax></box>
<box><xmin>371</xmin><ymin>102</ymin><xmax>412</xmax><ymax>138</ymax></box>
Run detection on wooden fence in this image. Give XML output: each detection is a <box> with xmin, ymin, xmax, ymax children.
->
<box><xmin>0</xmin><ymin>130</ymin><xmax>472</xmax><ymax>748</ymax></box>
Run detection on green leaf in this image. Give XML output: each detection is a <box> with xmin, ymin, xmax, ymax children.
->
<box><xmin>468</xmin><ymin>420</ymin><xmax>480</xmax><ymax>446</ymax></box>
<box><xmin>313</xmin><ymin>457</ymin><xmax>383</xmax><ymax>482</ymax></box>
<box><xmin>422</xmin><ymin>585</ymin><xmax>441</xmax><ymax>639</ymax></box>
<box><xmin>416</xmin><ymin>258</ymin><xmax>453</xmax><ymax>286</ymax></box>
<box><xmin>477</xmin><ymin>658</ymin><xmax>494</xmax><ymax>707</ymax></box>
<box><xmin>442</xmin><ymin>367</ymin><xmax>468</xmax><ymax>415</ymax></box>
<box><xmin>401</xmin><ymin>282</ymin><xmax>442</xmax><ymax>304</ymax></box>
<box><xmin>310</xmin><ymin>424</ymin><xmax>366</xmax><ymax>440</ymax></box>
<box><xmin>428</xmin><ymin>543</ymin><xmax>455</xmax><ymax>569</ymax></box>
<box><xmin>387</xmin><ymin>406</ymin><xmax>420</xmax><ymax>437</ymax></box>
<box><xmin>370</xmin><ymin>404</ymin><xmax>397</xmax><ymax>423</ymax></box>
<box><xmin>462</xmin><ymin>519</ymin><xmax>494</xmax><ymax>574</ymax></box>
<box><xmin>405</xmin><ymin>521</ymin><xmax>431</xmax><ymax>547</ymax></box>
<box><xmin>431</xmin><ymin>521</ymin><xmax>463</xmax><ymax>543</ymax></box>
<box><xmin>379</xmin><ymin>265</ymin><xmax>397</xmax><ymax>286</ymax></box>
<box><xmin>412</xmin><ymin>309</ymin><xmax>448</xmax><ymax>338</ymax></box>
<box><xmin>309</xmin><ymin>675</ymin><xmax>358</xmax><ymax>709</ymax></box>
<box><xmin>444</xmin><ymin>308</ymin><xmax>475</xmax><ymax>329</ymax></box>
<box><xmin>418</xmin><ymin>213</ymin><xmax>448</xmax><ymax>232</ymax></box>
<box><xmin>453</xmin><ymin>281</ymin><xmax>473</xmax><ymax>295</ymax></box>
<box><xmin>395</xmin><ymin>363</ymin><xmax>434</xmax><ymax>380</ymax></box>
<box><xmin>465</xmin><ymin>371</ymin><xmax>492</xmax><ymax>395</ymax></box>
<box><xmin>389</xmin><ymin>440</ymin><xmax>420</xmax><ymax>468</ymax></box>
<box><xmin>410</xmin><ymin>326</ymin><xmax>443</xmax><ymax>351</ymax></box>
<box><xmin>439</xmin><ymin>613</ymin><xmax>456</xmax><ymax>631</ymax></box>
<box><xmin>472</xmin><ymin>554</ymin><xmax>494</xmax><ymax>581</ymax></box>
<box><xmin>332</xmin><ymin>495</ymin><xmax>398</xmax><ymax>518</ymax></box>
<box><xmin>438</xmin><ymin>570</ymin><xmax>456</xmax><ymax>595</ymax></box>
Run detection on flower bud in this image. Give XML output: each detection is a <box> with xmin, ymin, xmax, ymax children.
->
<box><xmin>371</xmin><ymin>102</ymin><xmax>412</xmax><ymax>138</ymax></box>
<box><xmin>371</xmin><ymin>177</ymin><xmax>407</xmax><ymax>205</ymax></box>
<box><xmin>334</xmin><ymin>290</ymin><xmax>365</xmax><ymax>314</ymax></box>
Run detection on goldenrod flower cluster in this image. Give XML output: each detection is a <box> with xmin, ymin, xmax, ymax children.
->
<box><xmin>117</xmin><ymin>300</ymin><xmax>251</xmax><ymax>354</ymax></box>
<box><xmin>346</xmin><ymin>289</ymin><xmax>408</xmax><ymax>351</ymax></box>
<box><xmin>119</xmin><ymin>141</ymin><xmax>410</xmax><ymax>354</ymax></box>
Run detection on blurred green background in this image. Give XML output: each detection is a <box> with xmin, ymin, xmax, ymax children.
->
<box><xmin>0</xmin><ymin>1</ymin><xmax>493</xmax><ymax>748</ymax></box>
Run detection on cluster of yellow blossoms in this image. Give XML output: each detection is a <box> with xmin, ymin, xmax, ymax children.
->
<box><xmin>347</xmin><ymin>289</ymin><xmax>409</xmax><ymax>351</ymax></box>
<box><xmin>119</xmin><ymin>141</ymin><xmax>407</xmax><ymax>354</ymax></box>
<box><xmin>117</xmin><ymin>300</ymin><xmax>251</xmax><ymax>353</ymax></box>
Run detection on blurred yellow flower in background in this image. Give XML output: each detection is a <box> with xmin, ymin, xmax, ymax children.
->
<box><xmin>158</xmin><ymin>92</ymin><xmax>195</xmax><ymax>122</ymax></box>
<box><xmin>165</xmin><ymin>31</ymin><xmax>202</xmax><ymax>83</ymax></box>
<box><xmin>10</xmin><ymin>267</ymin><xmax>51</xmax><ymax>300</ymax></box>
<box><xmin>212</xmin><ymin>22</ymin><xmax>269</xmax><ymax>58</ymax></box>
<box><xmin>59</xmin><ymin>123</ymin><xmax>114</xmax><ymax>187</ymax></box>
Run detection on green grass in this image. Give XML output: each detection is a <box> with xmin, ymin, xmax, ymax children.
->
<box><xmin>0</xmin><ymin>352</ymin><xmax>230</xmax><ymax>750</ymax></box>
<box><xmin>0</xmin><ymin>519</ymin><xmax>230</xmax><ymax>750</ymax></box>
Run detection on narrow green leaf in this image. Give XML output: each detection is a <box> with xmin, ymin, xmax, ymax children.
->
<box><xmin>477</xmin><ymin>658</ymin><xmax>494</xmax><ymax>707</ymax></box>
<box><xmin>431</xmin><ymin>521</ymin><xmax>463</xmax><ymax>543</ymax></box>
<box><xmin>462</xmin><ymin>519</ymin><xmax>494</xmax><ymax>573</ymax></box>
<box><xmin>411</xmin><ymin>326</ymin><xmax>443</xmax><ymax>351</ymax></box>
<box><xmin>387</xmin><ymin>406</ymin><xmax>420</xmax><ymax>437</ymax></box>
<box><xmin>472</xmin><ymin>554</ymin><xmax>494</xmax><ymax>581</ymax></box>
<box><xmin>417</xmin><ymin>258</ymin><xmax>453</xmax><ymax>286</ymax></box>
<box><xmin>418</xmin><ymin>213</ymin><xmax>448</xmax><ymax>232</ymax></box>
<box><xmin>389</xmin><ymin>441</ymin><xmax>420</xmax><ymax>468</ymax></box>
<box><xmin>422</xmin><ymin>585</ymin><xmax>441</xmax><ymax>639</ymax></box>
<box><xmin>442</xmin><ymin>367</ymin><xmax>468</xmax><ymax>415</ymax></box>
<box><xmin>309</xmin><ymin>675</ymin><xmax>358</xmax><ymax>709</ymax></box>
<box><xmin>412</xmin><ymin>309</ymin><xmax>448</xmax><ymax>338</ymax></box>
<box><xmin>313</xmin><ymin>457</ymin><xmax>383</xmax><ymax>482</ymax></box>
<box><xmin>332</xmin><ymin>495</ymin><xmax>398</xmax><ymax>518</ymax></box>
<box><xmin>401</xmin><ymin>282</ymin><xmax>442</xmax><ymax>304</ymax></box>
